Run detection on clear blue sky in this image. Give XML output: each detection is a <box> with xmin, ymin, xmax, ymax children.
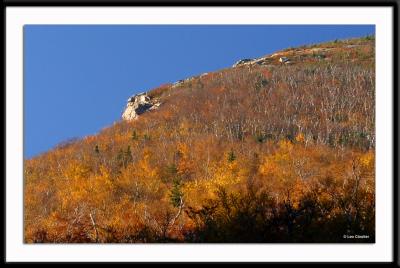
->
<box><xmin>24</xmin><ymin>25</ymin><xmax>375</xmax><ymax>159</ymax></box>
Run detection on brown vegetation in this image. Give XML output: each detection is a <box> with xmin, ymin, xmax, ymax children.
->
<box><xmin>24</xmin><ymin>37</ymin><xmax>375</xmax><ymax>243</ymax></box>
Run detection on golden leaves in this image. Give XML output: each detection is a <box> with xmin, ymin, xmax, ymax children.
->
<box><xmin>23</xmin><ymin>37</ymin><xmax>375</xmax><ymax>242</ymax></box>
<box><xmin>359</xmin><ymin>150</ymin><xmax>374</xmax><ymax>169</ymax></box>
<box><xmin>295</xmin><ymin>133</ymin><xmax>305</xmax><ymax>144</ymax></box>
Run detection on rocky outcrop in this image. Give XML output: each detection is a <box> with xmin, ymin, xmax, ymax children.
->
<box><xmin>232</xmin><ymin>58</ymin><xmax>253</xmax><ymax>67</ymax></box>
<box><xmin>233</xmin><ymin>56</ymin><xmax>280</xmax><ymax>67</ymax></box>
<box><xmin>172</xmin><ymin>75</ymin><xmax>198</xmax><ymax>88</ymax></box>
<box><xmin>122</xmin><ymin>92</ymin><xmax>160</xmax><ymax>120</ymax></box>
<box><xmin>279</xmin><ymin>57</ymin><xmax>291</xmax><ymax>64</ymax></box>
<box><xmin>172</xmin><ymin>79</ymin><xmax>185</xmax><ymax>88</ymax></box>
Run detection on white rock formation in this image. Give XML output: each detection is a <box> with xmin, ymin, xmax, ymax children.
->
<box><xmin>172</xmin><ymin>79</ymin><xmax>185</xmax><ymax>88</ymax></box>
<box><xmin>232</xmin><ymin>58</ymin><xmax>254</xmax><ymax>67</ymax></box>
<box><xmin>279</xmin><ymin>57</ymin><xmax>290</xmax><ymax>64</ymax></box>
<box><xmin>122</xmin><ymin>92</ymin><xmax>160</xmax><ymax>120</ymax></box>
<box><xmin>233</xmin><ymin>56</ymin><xmax>276</xmax><ymax>67</ymax></box>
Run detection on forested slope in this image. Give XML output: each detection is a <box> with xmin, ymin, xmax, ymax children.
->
<box><xmin>24</xmin><ymin>36</ymin><xmax>375</xmax><ymax>243</ymax></box>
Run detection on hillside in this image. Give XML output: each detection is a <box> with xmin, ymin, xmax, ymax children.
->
<box><xmin>24</xmin><ymin>36</ymin><xmax>375</xmax><ymax>243</ymax></box>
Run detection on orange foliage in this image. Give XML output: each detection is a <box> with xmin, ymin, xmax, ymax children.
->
<box><xmin>24</xmin><ymin>36</ymin><xmax>375</xmax><ymax>243</ymax></box>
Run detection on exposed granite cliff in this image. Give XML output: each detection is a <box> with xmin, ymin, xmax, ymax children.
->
<box><xmin>122</xmin><ymin>92</ymin><xmax>160</xmax><ymax>120</ymax></box>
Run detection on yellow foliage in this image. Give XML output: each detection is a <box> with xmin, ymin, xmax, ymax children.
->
<box><xmin>63</xmin><ymin>160</ymin><xmax>91</xmax><ymax>180</ymax></box>
<box><xmin>359</xmin><ymin>150</ymin><xmax>374</xmax><ymax>169</ymax></box>
<box><xmin>295</xmin><ymin>133</ymin><xmax>305</xmax><ymax>143</ymax></box>
<box><xmin>278</xmin><ymin>139</ymin><xmax>294</xmax><ymax>151</ymax></box>
<box><xmin>23</xmin><ymin>38</ymin><xmax>376</xmax><ymax>242</ymax></box>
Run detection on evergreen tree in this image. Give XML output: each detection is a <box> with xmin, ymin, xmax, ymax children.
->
<box><xmin>124</xmin><ymin>146</ymin><xmax>133</xmax><ymax>166</ymax></box>
<box><xmin>170</xmin><ymin>178</ymin><xmax>183</xmax><ymax>208</ymax></box>
<box><xmin>131</xmin><ymin>130</ymin><xmax>139</xmax><ymax>141</ymax></box>
<box><xmin>116</xmin><ymin>149</ymin><xmax>124</xmax><ymax>169</ymax></box>
<box><xmin>227</xmin><ymin>150</ymin><xmax>236</xmax><ymax>163</ymax></box>
<box><xmin>143</xmin><ymin>134</ymin><xmax>151</xmax><ymax>141</ymax></box>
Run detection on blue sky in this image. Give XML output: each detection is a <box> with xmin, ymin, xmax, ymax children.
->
<box><xmin>24</xmin><ymin>25</ymin><xmax>375</xmax><ymax>159</ymax></box>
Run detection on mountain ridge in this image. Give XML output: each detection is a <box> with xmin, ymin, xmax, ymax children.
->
<box><xmin>121</xmin><ymin>35</ymin><xmax>374</xmax><ymax>122</ymax></box>
<box><xmin>24</xmin><ymin>35</ymin><xmax>375</xmax><ymax>243</ymax></box>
